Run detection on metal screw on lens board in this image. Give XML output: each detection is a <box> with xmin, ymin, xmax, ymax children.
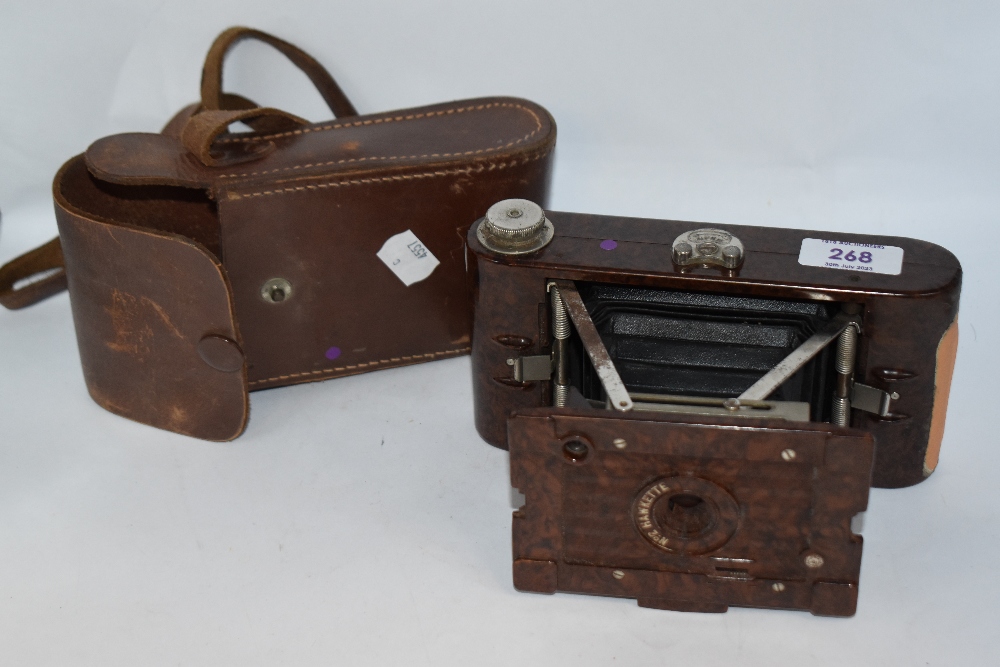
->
<box><xmin>804</xmin><ymin>554</ymin><xmax>825</xmax><ymax>569</ymax></box>
<box><xmin>260</xmin><ymin>277</ymin><xmax>292</xmax><ymax>303</ymax></box>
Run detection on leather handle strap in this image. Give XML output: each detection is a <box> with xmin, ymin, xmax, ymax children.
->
<box><xmin>201</xmin><ymin>26</ymin><xmax>358</xmax><ymax>119</ymax></box>
<box><xmin>181</xmin><ymin>107</ymin><xmax>308</xmax><ymax>167</ymax></box>
<box><xmin>162</xmin><ymin>93</ymin><xmax>272</xmax><ymax>138</ymax></box>
<box><xmin>0</xmin><ymin>237</ymin><xmax>67</xmax><ymax>310</ymax></box>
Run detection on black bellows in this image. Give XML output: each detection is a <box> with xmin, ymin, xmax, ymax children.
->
<box><xmin>571</xmin><ymin>284</ymin><xmax>837</xmax><ymax>421</ymax></box>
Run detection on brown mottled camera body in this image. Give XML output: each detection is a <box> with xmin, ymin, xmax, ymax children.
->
<box><xmin>467</xmin><ymin>204</ymin><xmax>960</xmax><ymax>616</ymax></box>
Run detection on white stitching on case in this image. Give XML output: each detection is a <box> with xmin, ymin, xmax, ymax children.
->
<box><xmin>247</xmin><ymin>346</ymin><xmax>471</xmax><ymax>386</ymax></box>
<box><xmin>227</xmin><ymin>151</ymin><xmax>549</xmax><ymax>200</ymax></box>
<box><xmin>215</xmin><ymin>102</ymin><xmax>545</xmax><ymax>179</ymax></box>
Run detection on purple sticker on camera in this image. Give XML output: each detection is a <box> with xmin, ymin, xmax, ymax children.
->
<box><xmin>325</xmin><ymin>346</ymin><xmax>342</xmax><ymax>361</ymax></box>
<box><xmin>600</xmin><ymin>239</ymin><xmax>618</xmax><ymax>251</ymax></box>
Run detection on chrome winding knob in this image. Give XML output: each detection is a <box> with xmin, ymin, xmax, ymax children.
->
<box><xmin>476</xmin><ymin>199</ymin><xmax>554</xmax><ymax>254</ymax></box>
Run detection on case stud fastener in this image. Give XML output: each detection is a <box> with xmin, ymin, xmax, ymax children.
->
<box><xmin>260</xmin><ymin>277</ymin><xmax>293</xmax><ymax>304</ymax></box>
<box><xmin>772</xmin><ymin>583</ymin><xmax>786</xmax><ymax>592</ymax></box>
<box><xmin>781</xmin><ymin>449</ymin><xmax>797</xmax><ymax>461</ymax></box>
<box><xmin>613</xmin><ymin>438</ymin><xmax>627</xmax><ymax>450</ymax></box>
<box><xmin>197</xmin><ymin>334</ymin><xmax>245</xmax><ymax>373</ymax></box>
<box><xmin>613</xmin><ymin>570</ymin><xmax>626</xmax><ymax>580</ymax></box>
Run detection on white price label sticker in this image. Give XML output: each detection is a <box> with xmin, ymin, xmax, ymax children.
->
<box><xmin>377</xmin><ymin>230</ymin><xmax>440</xmax><ymax>286</ymax></box>
<box><xmin>797</xmin><ymin>238</ymin><xmax>904</xmax><ymax>276</ymax></box>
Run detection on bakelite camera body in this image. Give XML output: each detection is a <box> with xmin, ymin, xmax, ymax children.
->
<box><xmin>468</xmin><ymin>200</ymin><xmax>961</xmax><ymax>616</ymax></box>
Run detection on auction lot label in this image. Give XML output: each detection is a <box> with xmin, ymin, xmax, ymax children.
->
<box><xmin>798</xmin><ymin>238</ymin><xmax>904</xmax><ymax>275</ymax></box>
<box><xmin>377</xmin><ymin>229</ymin><xmax>440</xmax><ymax>286</ymax></box>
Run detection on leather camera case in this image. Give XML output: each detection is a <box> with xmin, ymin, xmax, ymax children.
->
<box><xmin>0</xmin><ymin>28</ymin><xmax>556</xmax><ymax>441</ymax></box>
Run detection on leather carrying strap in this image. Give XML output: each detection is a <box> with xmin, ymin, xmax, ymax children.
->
<box><xmin>162</xmin><ymin>94</ymin><xmax>259</xmax><ymax>138</ymax></box>
<box><xmin>6</xmin><ymin>27</ymin><xmax>355</xmax><ymax>308</ymax></box>
<box><xmin>201</xmin><ymin>26</ymin><xmax>358</xmax><ymax>120</ymax></box>
<box><xmin>181</xmin><ymin>107</ymin><xmax>307</xmax><ymax>167</ymax></box>
<box><xmin>183</xmin><ymin>27</ymin><xmax>359</xmax><ymax>166</ymax></box>
<box><xmin>0</xmin><ymin>237</ymin><xmax>67</xmax><ymax>310</ymax></box>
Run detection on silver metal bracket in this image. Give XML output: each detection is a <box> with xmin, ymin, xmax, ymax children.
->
<box><xmin>739</xmin><ymin>313</ymin><xmax>861</xmax><ymax>401</ymax></box>
<box><xmin>508</xmin><ymin>355</ymin><xmax>554</xmax><ymax>383</ymax></box>
<box><xmin>851</xmin><ymin>383</ymin><xmax>899</xmax><ymax>417</ymax></box>
<box><xmin>629</xmin><ymin>393</ymin><xmax>811</xmax><ymax>422</ymax></box>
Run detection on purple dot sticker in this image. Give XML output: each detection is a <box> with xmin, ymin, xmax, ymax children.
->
<box><xmin>600</xmin><ymin>239</ymin><xmax>618</xmax><ymax>251</ymax></box>
<box><xmin>325</xmin><ymin>346</ymin><xmax>342</xmax><ymax>361</ymax></box>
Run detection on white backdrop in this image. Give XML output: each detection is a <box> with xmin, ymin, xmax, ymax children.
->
<box><xmin>1</xmin><ymin>2</ymin><xmax>997</xmax><ymax>665</ymax></box>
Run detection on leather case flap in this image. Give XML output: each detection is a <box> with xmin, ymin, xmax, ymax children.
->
<box><xmin>87</xmin><ymin>133</ymin><xmax>212</xmax><ymax>189</ymax></box>
<box><xmin>84</xmin><ymin>97</ymin><xmax>554</xmax><ymax>193</ymax></box>
<box><xmin>54</xmin><ymin>156</ymin><xmax>248</xmax><ymax>441</ymax></box>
